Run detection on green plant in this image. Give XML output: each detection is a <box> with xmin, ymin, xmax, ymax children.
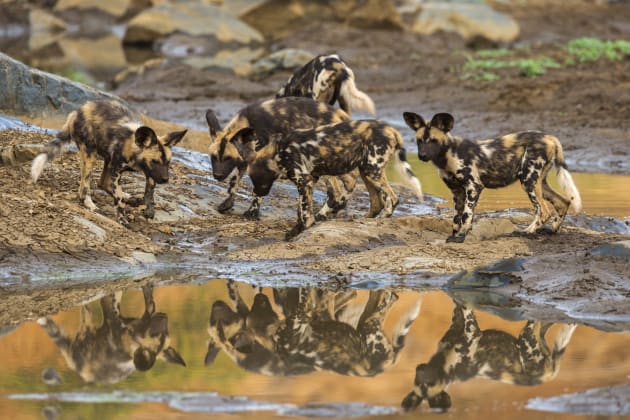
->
<box><xmin>475</xmin><ymin>48</ymin><xmax>512</xmax><ymax>58</ymax></box>
<box><xmin>566</xmin><ymin>37</ymin><xmax>630</xmax><ymax>63</ymax></box>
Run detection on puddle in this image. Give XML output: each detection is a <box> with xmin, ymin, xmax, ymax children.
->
<box><xmin>1</xmin><ymin>280</ymin><xmax>628</xmax><ymax>418</ymax></box>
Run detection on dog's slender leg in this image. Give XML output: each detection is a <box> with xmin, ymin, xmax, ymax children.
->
<box><xmin>142</xmin><ymin>283</ymin><xmax>156</xmax><ymax>315</ymax></box>
<box><xmin>380</xmin><ymin>175</ymin><xmax>399</xmax><ymax>215</ymax></box>
<box><xmin>78</xmin><ymin>146</ymin><xmax>98</xmax><ymax>211</ymax></box>
<box><xmin>243</xmin><ymin>194</ymin><xmax>262</xmax><ymax>220</ymax></box>
<box><xmin>218</xmin><ymin>168</ymin><xmax>243</xmax><ymax>214</ymax></box>
<box><xmin>143</xmin><ymin>177</ymin><xmax>156</xmax><ymax>219</ymax></box>
<box><xmin>447</xmin><ymin>182</ymin><xmax>480</xmax><ymax>242</ymax></box>
<box><xmin>521</xmin><ymin>164</ymin><xmax>545</xmax><ymax>234</ymax></box>
<box><xmin>98</xmin><ymin>158</ymin><xmax>113</xmax><ymax>195</ymax></box>
<box><xmin>110</xmin><ymin>167</ymin><xmax>129</xmax><ymax>226</ymax></box>
<box><xmin>287</xmin><ymin>175</ymin><xmax>315</xmax><ymax>239</ymax></box>
<box><xmin>360</xmin><ymin>172</ymin><xmax>384</xmax><ymax>218</ymax></box>
<box><xmin>99</xmin><ymin>158</ymin><xmax>132</xmax><ymax>202</ymax></box>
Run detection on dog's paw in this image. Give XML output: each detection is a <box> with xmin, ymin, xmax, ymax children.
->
<box><xmin>83</xmin><ymin>196</ymin><xmax>99</xmax><ymax>212</ymax></box>
<box><xmin>143</xmin><ymin>205</ymin><xmax>155</xmax><ymax>219</ymax></box>
<box><xmin>243</xmin><ymin>208</ymin><xmax>260</xmax><ymax>220</ymax></box>
<box><xmin>535</xmin><ymin>226</ymin><xmax>555</xmax><ymax>235</ymax></box>
<box><xmin>217</xmin><ymin>198</ymin><xmax>234</xmax><ymax>214</ymax></box>
<box><xmin>446</xmin><ymin>233</ymin><xmax>466</xmax><ymax>243</ymax></box>
<box><xmin>285</xmin><ymin>224</ymin><xmax>305</xmax><ymax>241</ymax></box>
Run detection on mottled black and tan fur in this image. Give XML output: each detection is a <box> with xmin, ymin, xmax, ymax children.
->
<box><xmin>37</xmin><ymin>284</ymin><xmax>186</xmax><ymax>384</ymax></box>
<box><xmin>206</xmin><ymin>97</ymin><xmax>353</xmax><ymax>220</ymax></box>
<box><xmin>401</xmin><ymin>303</ymin><xmax>576</xmax><ymax>412</ymax></box>
<box><xmin>403</xmin><ymin>112</ymin><xmax>582</xmax><ymax>242</ymax></box>
<box><xmin>234</xmin><ymin>119</ymin><xmax>423</xmax><ymax>239</ymax></box>
<box><xmin>31</xmin><ymin>100</ymin><xmax>187</xmax><ymax>226</ymax></box>
<box><xmin>276</xmin><ymin>54</ymin><xmax>375</xmax><ymax>116</ymax></box>
<box><xmin>205</xmin><ymin>281</ymin><xmax>421</xmax><ymax>377</ymax></box>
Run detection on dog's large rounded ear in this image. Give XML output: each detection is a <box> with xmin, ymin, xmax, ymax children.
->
<box><xmin>403</xmin><ymin>112</ymin><xmax>427</xmax><ymax>131</ymax></box>
<box><xmin>401</xmin><ymin>391</ymin><xmax>423</xmax><ymax>412</ymax></box>
<box><xmin>165</xmin><ymin>129</ymin><xmax>187</xmax><ymax>147</ymax></box>
<box><xmin>135</xmin><ymin>126</ymin><xmax>158</xmax><ymax>148</ymax></box>
<box><xmin>430</xmin><ymin>113</ymin><xmax>454</xmax><ymax>133</ymax></box>
<box><xmin>162</xmin><ymin>346</ymin><xmax>187</xmax><ymax>367</ymax></box>
<box><xmin>233</xmin><ymin>136</ymin><xmax>257</xmax><ymax>164</ymax></box>
<box><xmin>204</xmin><ymin>340</ymin><xmax>220</xmax><ymax>366</ymax></box>
<box><xmin>427</xmin><ymin>390</ymin><xmax>451</xmax><ymax>411</ymax></box>
<box><xmin>205</xmin><ymin>109</ymin><xmax>221</xmax><ymax>138</ymax></box>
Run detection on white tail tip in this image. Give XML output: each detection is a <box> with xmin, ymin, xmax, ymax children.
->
<box><xmin>557</xmin><ymin>167</ymin><xmax>582</xmax><ymax>213</ymax></box>
<box><xmin>31</xmin><ymin>153</ymin><xmax>48</xmax><ymax>183</ymax></box>
<box><xmin>339</xmin><ymin>77</ymin><xmax>376</xmax><ymax>115</ymax></box>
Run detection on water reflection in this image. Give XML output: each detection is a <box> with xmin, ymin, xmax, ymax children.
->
<box><xmin>402</xmin><ymin>302</ymin><xmax>576</xmax><ymax>412</ymax></box>
<box><xmin>206</xmin><ymin>281</ymin><xmax>421</xmax><ymax>377</ymax></box>
<box><xmin>3</xmin><ymin>280</ymin><xmax>628</xmax><ymax>418</ymax></box>
<box><xmin>37</xmin><ymin>284</ymin><xmax>185</xmax><ymax>384</ymax></box>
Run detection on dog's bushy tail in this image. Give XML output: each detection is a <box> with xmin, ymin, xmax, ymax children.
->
<box><xmin>338</xmin><ymin>66</ymin><xmax>376</xmax><ymax>116</ymax></box>
<box><xmin>31</xmin><ymin>111</ymin><xmax>76</xmax><ymax>183</ymax></box>
<box><xmin>552</xmin><ymin>135</ymin><xmax>582</xmax><ymax>213</ymax></box>
<box><xmin>391</xmin><ymin>130</ymin><xmax>423</xmax><ymax>201</ymax></box>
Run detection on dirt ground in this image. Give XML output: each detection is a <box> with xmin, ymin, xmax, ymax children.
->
<box><xmin>0</xmin><ymin>1</ymin><xmax>629</xmax><ymax>327</ymax></box>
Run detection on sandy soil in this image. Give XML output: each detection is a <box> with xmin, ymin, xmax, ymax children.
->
<box><xmin>0</xmin><ymin>1</ymin><xmax>629</xmax><ymax>327</ymax></box>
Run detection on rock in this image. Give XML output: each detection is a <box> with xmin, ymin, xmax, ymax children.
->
<box><xmin>404</xmin><ymin>2</ymin><xmax>520</xmax><ymax>44</ymax></box>
<box><xmin>0</xmin><ymin>143</ymin><xmax>45</xmax><ymax>166</ymax></box>
<box><xmin>250</xmin><ymin>48</ymin><xmax>314</xmax><ymax>79</ymax></box>
<box><xmin>183</xmin><ymin>47</ymin><xmax>265</xmax><ymax>77</ymax></box>
<box><xmin>466</xmin><ymin>217</ymin><xmax>515</xmax><ymax>241</ymax></box>
<box><xmin>56</xmin><ymin>34</ymin><xmax>128</xmax><ymax>77</ymax></box>
<box><xmin>29</xmin><ymin>8</ymin><xmax>68</xmax><ymax>34</ymax></box>
<box><xmin>346</xmin><ymin>0</ymin><xmax>404</xmax><ymax>30</ymax></box>
<box><xmin>73</xmin><ymin>216</ymin><xmax>107</xmax><ymax>243</ymax></box>
<box><xmin>124</xmin><ymin>3</ymin><xmax>263</xmax><ymax>45</ymax></box>
<box><xmin>0</xmin><ymin>52</ymin><xmax>126</xmax><ymax>121</ymax></box>
<box><xmin>55</xmin><ymin>0</ymin><xmax>131</xmax><ymax>18</ymax></box>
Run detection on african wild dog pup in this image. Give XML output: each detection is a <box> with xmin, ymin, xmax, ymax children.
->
<box><xmin>206</xmin><ymin>97</ymin><xmax>354</xmax><ymax>220</ymax></box>
<box><xmin>276</xmin><ymin>54</ymin><xmax>375</xmax><ymax>116</ymax></box>
<box><xmin>31</xmin><ymin>100</ymin><xmax>187</xmax><ymax>226</ymax></box>
<box><xmin>37</xmin><ymin>284</ymin><xmax>186</xmax><ymax>384</ymax></box>
<box><xmin>401</xmin><ymin>302</ymin><xmax>576</xmax><ymax>412</ymax></box>
<box><xmin>403</xmin><ymin>112</ymin><xmax>582</xmax><ymax>243</ymax></box>
<box><xmin>206</xmin><ymin>282</ymin><xmax>422</xmax><ymax>377</ymax></box>
<box><xmin>233</xmin><ymin>119</ymin><xmax>424</xmax><ymax>239</ymax></box>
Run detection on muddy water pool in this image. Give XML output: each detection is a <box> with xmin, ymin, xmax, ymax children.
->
<box><xmin>1</xmin><ymin>279</ymin><xmax>628</xmax><ymax>419</ymax></box>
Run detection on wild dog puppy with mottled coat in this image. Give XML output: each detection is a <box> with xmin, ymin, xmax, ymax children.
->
<box><xmin>31</xmin><ymin>100</ymin><xmax>187</xmax><ymax>226</ymax></box>
<box><xmin>401</xmin><ymin>302</ymin><xmax>576</xmax><ymax>412</ymax></box>
<box><xmin>206</xmin><ymin>97</ymin><xmax>354</xmax><ymax>220</ymax></box>
<box><xmin>205</xmin><ymin>282</ymin><xmax>421</xmax><ymax>377</ymax></box>
<box><xmin>403</xmin><ymin>112</ymin><xmax>582</xmax><ymax>243</ymax></box>
<box><xmin>276</xmin><ymin>54</ymin><xmax>375</xmax><ymax>116</ymax></box>
<box><xmin>37</xmin><ymin>284</ymin><xmax>186</xmax><ymax>384</ymax></box>
<box><xmin>233</xmin><ymin>119</ymin><xmax>424</xmax><ymax>239</ymax></box>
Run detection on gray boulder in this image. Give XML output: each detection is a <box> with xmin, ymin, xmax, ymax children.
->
<box><xmin>250</xmin><ymin>48</ymin><xmax>315</xmax><ymax>79</ymax></box>
<box><xmin>0</xmin><ymin>52</ymin><xmax>125</xmax><ymax>120</ymax></box>
<box><xmin>124</xmin><ymin>2</ymin><xmax>263</xmax><ymax>45</ymax></box>
<box><xmin>401</xmin><ymin>1</ymin><xmax>520</xmax><ymax>43</ymax></box>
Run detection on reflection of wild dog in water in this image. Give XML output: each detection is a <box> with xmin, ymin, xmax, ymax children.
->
<box><xmin>403</xmin><ymin>112</ymin><xmax>582</xmax><ymax>243</ymax></box>
<box><xmin>233</xmin><ymin>119</ymin><xmax>424</xmax><ymax>239</ymax></box>
<box><xmin>206</xmin><ymin>97</ymin><xmax>355</xmax><ymax>220</ymax></box>
<box><xmin>31</xmin><ymin>100</ymin><xmax>187</xmax><ymax>226</ymax></box>
<box><xmin>276</xmin><ymin>54</ymin><xmax>375</xmax><ymax>116</ymax></box>
<box><xmin>37</xmin><ymin>284</ymin><xmax>186</xmax><ymax>384</ymax></box>
<box><xmin>401</xmin><ymin>303</ymin><xmax>577</xmax><ymax>412</ymax></box>
<box><xmin>205</xmin><ymin>282</ymin><xmax>421</xmax><ymax>376</ymax></box>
